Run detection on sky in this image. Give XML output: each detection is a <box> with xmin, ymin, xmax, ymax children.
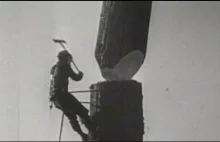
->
<box><xmin>0</xmin><ymin>1</ymin><xmax>220</xmax><ymax>141</ymax></box>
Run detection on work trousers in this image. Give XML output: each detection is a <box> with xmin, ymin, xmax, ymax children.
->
<box><xmin>52</xmin><ymin>91</ymin><xmax>91</xmax><ymax>133</ymax></box>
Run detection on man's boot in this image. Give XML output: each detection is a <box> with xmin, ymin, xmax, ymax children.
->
<box><xmin>69</xmin><ymin>119</ymin><xmax>88</xmax><ymax>141</ymax></box>
<box><xmin>80</xmin><ymin>117</ymin><xmax>93</xmax><ymax>131</ymax></box>
<box><xmin>81</xmin><ymin>133</ymin><xmax>89</xmax><ymax>142</ymax></box>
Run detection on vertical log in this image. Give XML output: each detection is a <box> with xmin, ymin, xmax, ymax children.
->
<box><xmin>89</xmin><ymin>80</ymin><xmax>144</xmax><ymax>141</ymax></box>
<box><xmin>95</xmin><ymin>1</ymin><xmax>152</xmax><ymax>80</ymax></box>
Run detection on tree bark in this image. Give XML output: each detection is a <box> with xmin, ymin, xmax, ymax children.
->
<box><xmin>95</xmin><ymin>1</ymin><xmax>152</xmax><ymax>80</ymax></box>
<box><xmin>89</xmin><ymin>80</ymin><xmax>144</xmax><ymax>141</ymax></box>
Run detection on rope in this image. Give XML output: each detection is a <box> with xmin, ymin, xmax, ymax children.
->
<box><xmin>48</xmin><ymin>108</ymin><xmax>52</xmax><ymax>141</ymax></box>
<box><xmin>69</xmin><ymin>88</ymin><xmax>124</xmax><ymax>94</ymax></box>
<box><xmin>69</xmin><ymin>89</ymin><xmax>100</xmax><ymax>94</ymax></box>
<box><xmin>59</xmin><ymin>113</ymin><xmax>65</xmax><ymax>142</ymax></box>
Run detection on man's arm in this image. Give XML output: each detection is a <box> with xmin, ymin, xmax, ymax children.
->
<box><xmin>68</xmin><ymin>65</ymin><xmax>83</xmax><ymax>81</ymax></box>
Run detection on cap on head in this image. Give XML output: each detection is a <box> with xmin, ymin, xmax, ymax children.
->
<box><xmin>57</xmin><ymin>50</ymin><xmax>71</xmax><ymax>61</ymax></box>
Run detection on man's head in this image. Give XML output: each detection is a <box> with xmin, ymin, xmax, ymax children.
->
<box><xmin>57</xmin><ymin>50</ymin><xmax>72</xmax><ymax>63</ymax></box>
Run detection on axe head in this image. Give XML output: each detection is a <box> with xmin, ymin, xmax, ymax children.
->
<box><xmin>52</xmin><ymin>39</ymin><xmax>66</xmax><ymax>44</ymax></box>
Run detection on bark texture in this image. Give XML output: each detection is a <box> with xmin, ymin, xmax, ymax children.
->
<box><xmin>89</xmin><ymin>80</ymin><xmax>144</xmax><ymax>141</ymax></box>
<box><xmin>95</xmin><ymin>1</ymin><xmax>152</xmax><ymax>80</ymax></box>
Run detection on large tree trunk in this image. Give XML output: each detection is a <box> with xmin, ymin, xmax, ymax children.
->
<box><xmin>95</xmin><ymin>1</ymin><xmax>152</xmax><ymax>81</ymax></box>
<box><xmin>89</xmin><ymin>1</ymin><xmax>152</xmax><ymax>141</ymax></box>
<box><xmin>89</xmin><ymin>80</ymin><xmax>144</xmax><ymax>141</ymax></box>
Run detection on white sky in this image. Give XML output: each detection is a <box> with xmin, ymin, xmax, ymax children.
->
<box><xmin>0</xmin><ymin>1</ymin><xmax>103</xmax><ymax>141</ymax></box>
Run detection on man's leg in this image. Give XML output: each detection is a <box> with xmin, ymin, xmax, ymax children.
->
<box><xmin>66</xmin><ymin>93</ymin><xmax>93</xmax><ymax>132</ymax></box>
<box><xmin>53</xmin><ymin>93</ymin><xmax>88</xmax><ymax>141</ymax></box>
<box><xmin>63</xmin><ymin>111</ymin><xmax>88</xmax><ymax>141</ymax></box>
<box><xmin>79</xmin><ymin>112</ymin><xmax>93</xmax><ymax>132</ymax></box>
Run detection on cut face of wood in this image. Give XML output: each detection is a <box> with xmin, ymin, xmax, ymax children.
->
<box><xmin>100</xmin><ymin>50</ymin><xmax>145</xmax><ymax>80</ymax></box>
<box><xmin>113</xmin><ymin>50</ymin><xmax>145</xmax><ymax>80</ymax></box>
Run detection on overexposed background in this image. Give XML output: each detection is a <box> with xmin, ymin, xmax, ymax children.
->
<box><xmin>0</xmin><ymin>1</ymin><xmax>220</xmax><ymax>141</ymax></box>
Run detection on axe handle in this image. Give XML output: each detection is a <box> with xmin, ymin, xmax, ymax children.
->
<box><xmin>59</xmin><ymin>43</ymin><xmax>80</xmax><ymax>73</ymax></box>
<box><xmin>71</xmin><ymin>60</ymin><xmax>80</xmax><ymax>73</ymax></box>
<box><xmin>59</xmin><ymin>43</ymin><xmax>66</xmax><ymax>50</ymax></box>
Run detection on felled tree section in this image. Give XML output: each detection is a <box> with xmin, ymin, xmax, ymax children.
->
<box><xmin>95</xmin><ymin>1</ymin><xmax>152</xmax><ymax>81</ymax></box>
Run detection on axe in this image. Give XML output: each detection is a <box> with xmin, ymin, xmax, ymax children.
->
<box><xmin>52</xmin><ymin>38</ymin><xmax>80</xmax><ymax>72</ymax></box>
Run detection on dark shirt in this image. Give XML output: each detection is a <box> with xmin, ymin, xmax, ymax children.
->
<box><xmin>50</xmin><ymin>61</ymin><xmax>82</xmax><ymax>95</ymax></box>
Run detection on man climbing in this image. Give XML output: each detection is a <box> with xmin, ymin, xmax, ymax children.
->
<box><xmin>49</xmin><ymin>50</ymin><xmax>92</xmax><ymax>141</ymax></box>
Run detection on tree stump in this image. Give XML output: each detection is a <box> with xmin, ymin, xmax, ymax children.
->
<box><xmin>95</xmin><ymin>1</ymin><xmax>152</xmax><ymax>81</ymax></box>
<box><xmin>89</xmin><ymin>80</ymin><xmax>144</xmax><ymax>141</ymax></box>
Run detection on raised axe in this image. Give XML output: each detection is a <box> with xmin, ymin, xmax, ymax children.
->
<box><xmin>52</xmin><ymin>38</ymin><xmax>80</xmax><ymax>73</ymax></box>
